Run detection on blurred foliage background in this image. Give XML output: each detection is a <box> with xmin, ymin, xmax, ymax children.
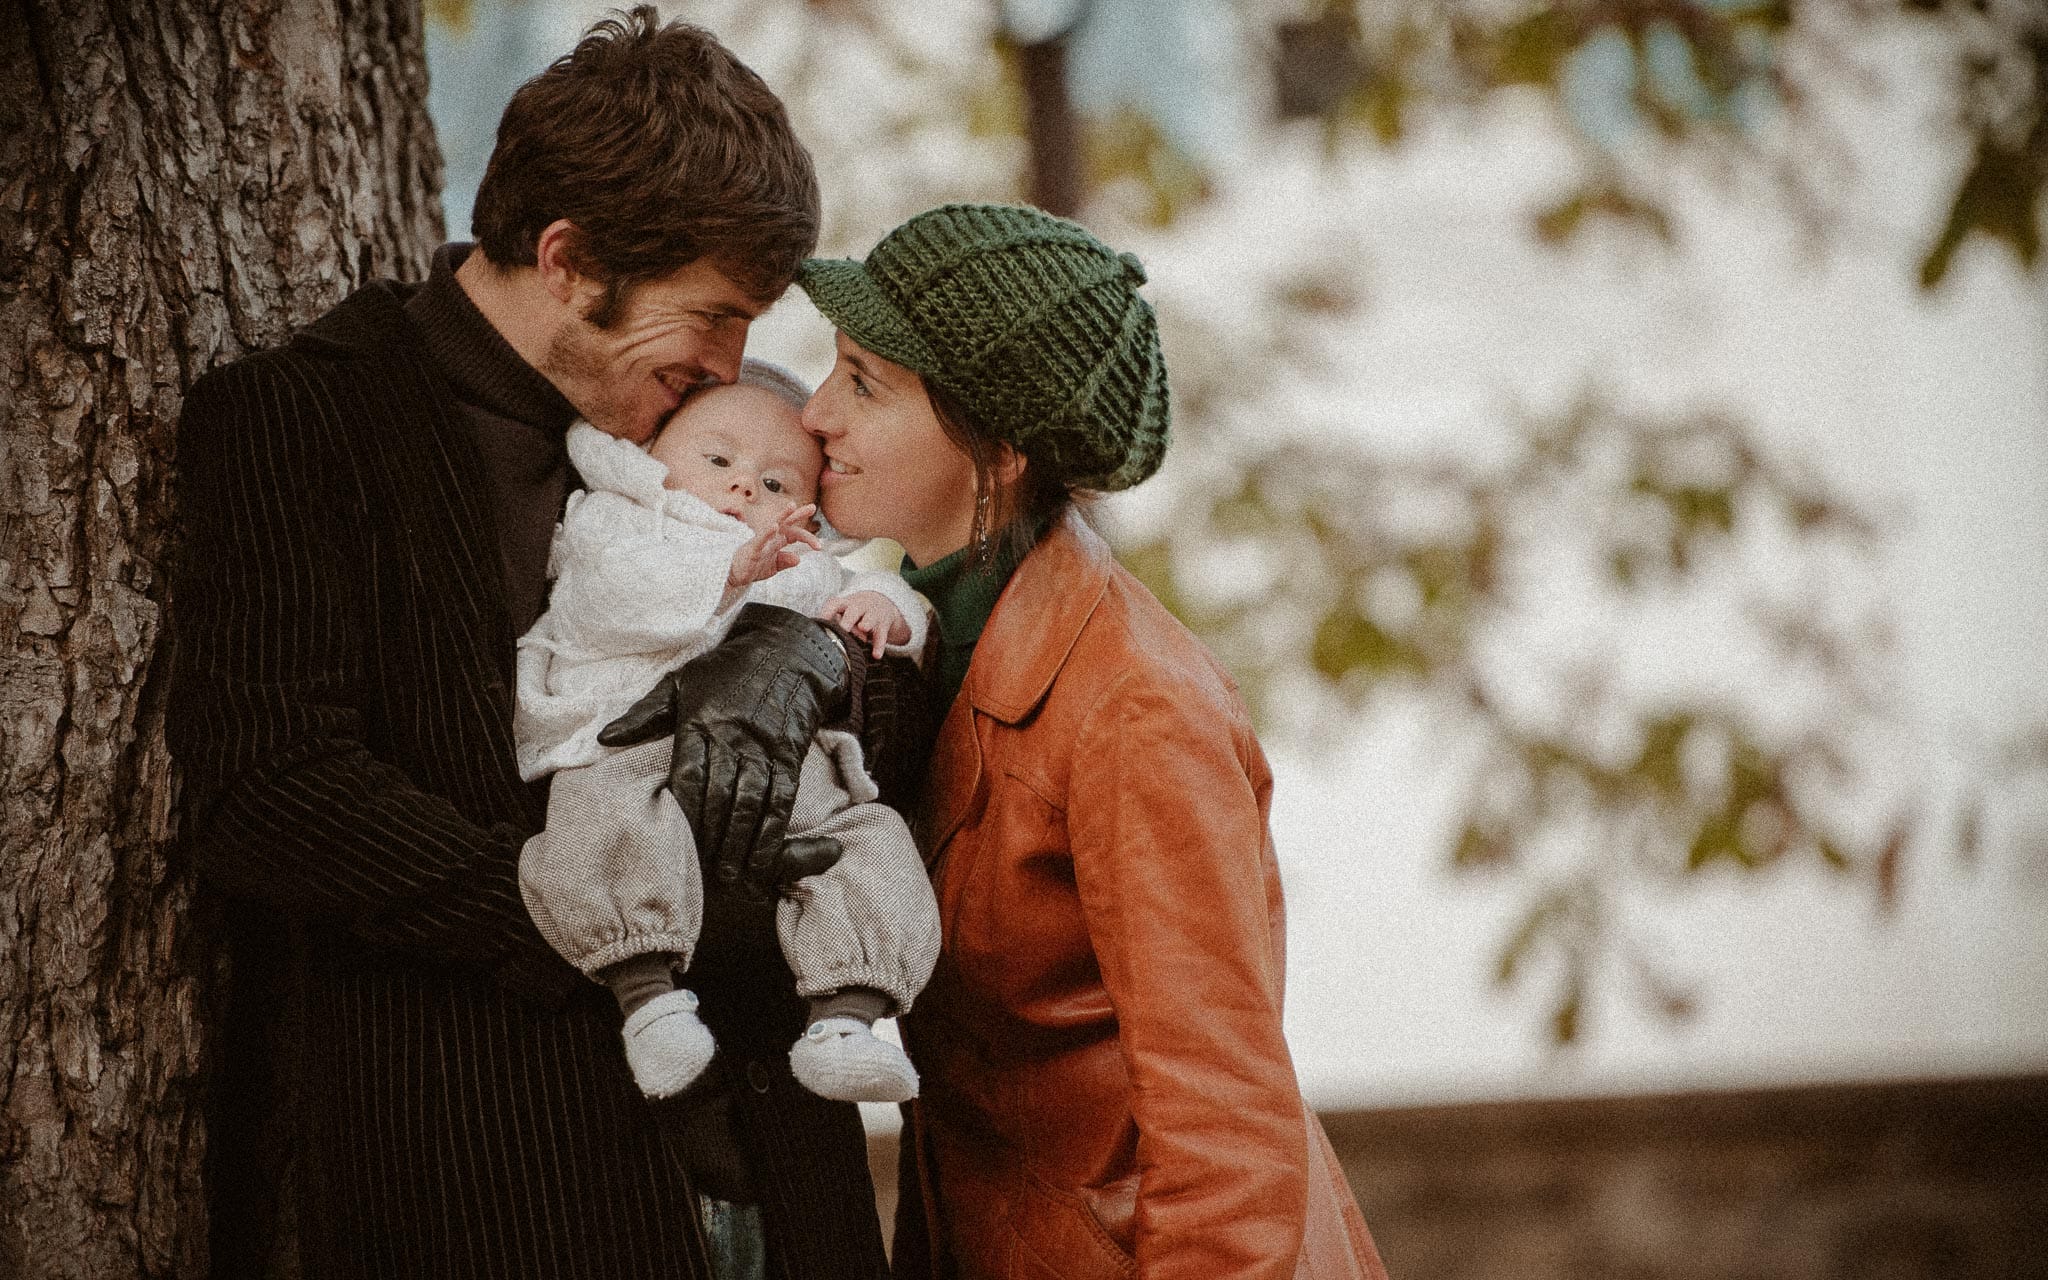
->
<box><xmin>426</xmin><ymin>0</ymin><xmax>2046</xmax><ymax>1048</ymax></box>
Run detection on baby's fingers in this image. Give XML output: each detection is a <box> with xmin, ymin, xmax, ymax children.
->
<box><xmin>780</xmin><ymin>504</ymin><xmax>823</xmax><ymax>547</ymax></box>
<box><xmin>837</xmin><ymin>602</ymin><xmax>889</xmax><ymax>658</ymax></box>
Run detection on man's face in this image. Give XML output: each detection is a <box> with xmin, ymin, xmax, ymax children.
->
<box><xmin>539</xmin><ymin>258</ymin><xmax>767</xmax><ymax>445</ymax></box>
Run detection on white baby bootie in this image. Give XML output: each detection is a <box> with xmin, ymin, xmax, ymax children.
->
<box><xmin>622</xmin><ymin>988</ymin><xmax>716</xmax><ymax>1099</ymax></box>
<box><xmin>788</xmin><ymin>1017</ymin><xmax>920</xmax><ymax>1103</ymax></box>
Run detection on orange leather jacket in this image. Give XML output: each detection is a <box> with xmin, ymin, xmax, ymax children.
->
<box><xmin>894</xmin><ymin>512</ymin><xmax>1389</xmax><ymax>1280</ymax></box>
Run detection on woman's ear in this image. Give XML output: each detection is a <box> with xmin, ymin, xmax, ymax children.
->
<box><xmin>533</xmin><ymin>219</ymin><xmax>592</xmax><ymax>309</ymax></box>
<box><xmin>992</xmin><ymin>441</ymin><xmax>1027</xmax><ymax>488</ymax></box>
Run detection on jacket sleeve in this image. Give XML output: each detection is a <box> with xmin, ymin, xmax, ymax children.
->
<box><xmin>167</xmin><ymin>356</ymin><xmax>574</xmax><ymax>1002</ymax></box>
<box><xmin>1066</xmin><ymin>671</ymin><xmax>1310</xmax><ymax>1280</ymax></box>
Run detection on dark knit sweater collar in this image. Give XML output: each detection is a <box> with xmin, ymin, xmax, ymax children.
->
<box><xmin>900</xmin><ymin>519</ymin><xmax>1048</xmax><ymax>710</ymax></box>
<box><xmin>404</xmin><ymin>243</ymin><xmax>578</xmax><ymax>430</ymax></box>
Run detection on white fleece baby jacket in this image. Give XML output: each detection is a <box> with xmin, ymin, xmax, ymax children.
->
<box><xmin>515</xmin><ymin>422</ymin><xmax>930</xmax><ymax>782</ymax></box>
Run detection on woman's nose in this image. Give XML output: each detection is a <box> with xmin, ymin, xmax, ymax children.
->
<box><xmin>801</xmin><ymin>394</ymin><xmax>835</xmax><ymax>439</ymax></box>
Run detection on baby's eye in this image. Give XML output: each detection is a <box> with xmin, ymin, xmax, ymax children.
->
<box><xmin>707</xmin><ymin>455</ymin><xmax>729</xmax><ymax>468</ymax></box>
<box><xmin>763</xmin><ymin>477</ymin><xmax>784</xmax><ymax>494</ymax></box>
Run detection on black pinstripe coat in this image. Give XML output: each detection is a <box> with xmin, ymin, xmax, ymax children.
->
<box><xmin>168</xmin><ymin>280</ymin><xmax>890</xmax><ymax>1280</ymax></box>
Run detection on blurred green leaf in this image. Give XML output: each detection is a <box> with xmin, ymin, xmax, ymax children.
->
<box><xmin>969</xmin><ymin>40</ymin><xmax>1029</xmax><ymax>140</ymax></box>
<box><xmin>1636</xmin><ymin>714</ymin><xmax>1693</xmax><ymax>797</ymax></box>
<box><xmin>1117</xmin><ymin>539</ymin><xmax>1189</xmax><ymax>623</ymax></box>
<box><xmin>425</xmin><ymin>0</ymin><xmax>472</xmax><ymax>31</ymax></box>
<box><xmin>1495</xmin><ymin>894</ymin><xmax>1562</xmax><ymax>986</ymax></box>
<box><xmin>1687</xmin><ymin>813</ymin><xmax>1748</xmax><ymax>869</ymax></box>
<box><xmin>1311</xmin><ymin>607</ymin><xmax>1419</xmax><ymax>681</ymax></box>
<box><xmin>1536</xmin><ymin>184</ymin><xmax>1675</xmax><ymax>245</ymax></box>
<box><xmin>1348</xmin><ymin>70</ymin><xmax>1411</xmax><ymax>145</ymax></box>
<box><xmin>1552</xmin><ymin>977</ymin><xmax>1584</xmax><ymax>1044</ymax></box>
<box><xmin>1487</xmin><ymin>8</ymin><xmax>1578</xmax><ymax>88</ymax></box>
<box><xmin>1921</xmin><ymin>129</ymin><xmax>2045</xmax><ymax>287</ymax></box>
<box><xmin>1453</xmin><ymin>822</ymin><xmax>1511</xmax><ymax>870</ymax></box>
<box><xmin>1084</xmin><ymin>108</ymin><xmax>1211</xmax><ymax>227</ymax></box>
<box><xmin>1405</xmin><ymin>545</ymin><xmax>1466</xmax><ymax>609</ymax></box>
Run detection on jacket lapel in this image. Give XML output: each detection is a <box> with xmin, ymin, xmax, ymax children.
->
<box><xmin>916</xmin><ymin>510</ymin><xmax>1114</xmax><ymax>861</ymax></box>
<box><xmin>299</xmin><ymin>284</ymin><xmax>517</xmax><ymax>688</ymax></box>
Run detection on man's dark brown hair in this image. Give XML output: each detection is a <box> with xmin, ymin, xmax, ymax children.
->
<box><xmin>471</xmin><ymin>6</ymin><xmax>819</xmax><ymax>325</ymax></box>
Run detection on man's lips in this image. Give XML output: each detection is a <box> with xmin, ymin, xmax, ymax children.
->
<box><xmin>653</xmin><ymin>370</ymin><xmax>697</xmax><ymax>409</ymax></box>
<box><xmin>825</xmin><ymin>456</ymin><xmax>860</xmax><ymax>475</ymax></box>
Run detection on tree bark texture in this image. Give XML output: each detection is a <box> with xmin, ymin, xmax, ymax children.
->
<box><xmin>0</xmin><ymin>2</ymin><xmax>442</xmax><ymax>1276</ymax></box>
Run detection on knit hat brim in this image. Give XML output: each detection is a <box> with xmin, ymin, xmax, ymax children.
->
<box><xmin>795</xmin><ymin>257</ymin><xmax>941</xmax><ymax>378</ymax></box>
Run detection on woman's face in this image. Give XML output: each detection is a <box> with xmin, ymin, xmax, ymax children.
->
<box><xmin>803</xmin><ymin>331</ymin><xmax>980</xmax><ymax>567</ymax></box>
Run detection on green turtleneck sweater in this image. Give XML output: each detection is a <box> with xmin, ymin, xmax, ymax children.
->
<box><xmin>900</xmin><ymin>521</ymin><xmax>1047</xmax><ymax>715</ymax></box>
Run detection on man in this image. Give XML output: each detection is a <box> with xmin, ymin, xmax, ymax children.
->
<box><xmin>168</xmin><ymin>11</ymin><xmax>914</xmax><ymax>1278</ymax></box>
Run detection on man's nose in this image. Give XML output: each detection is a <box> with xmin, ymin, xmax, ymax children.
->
<box><xmin>700</xmin><ymin>326</ymin><xmax>746</xmax><ymax>385</ymax></box>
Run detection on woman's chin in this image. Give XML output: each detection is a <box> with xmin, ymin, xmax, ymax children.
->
<box><xmin>817</xmin><ymin>500</ymin><xmax>867</xmax><ymax>540</ymax></box>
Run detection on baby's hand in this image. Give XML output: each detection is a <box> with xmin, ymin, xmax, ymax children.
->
<box><xmin>821</xmin><ymin>590</ymin><xmax>913</xmax><ymax>659</ymax></box>
<box><xmin>728</xmin><ymin>504</ymin><xmax>823</xmax><ymax>589</ymax></box>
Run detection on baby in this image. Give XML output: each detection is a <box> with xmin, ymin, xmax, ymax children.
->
<box><xmin>515</xmin><ymin>359</ymin><xmax>939</xmax><ymax>1105</ymax></box>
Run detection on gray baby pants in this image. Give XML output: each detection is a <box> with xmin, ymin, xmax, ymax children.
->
<box><xmin>519</xmin><ymin>731</ymin><xmax>940</xmax><ymax>1012</ymax></box>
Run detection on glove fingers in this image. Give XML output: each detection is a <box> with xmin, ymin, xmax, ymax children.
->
<box><xmin>778</xmin><ymin>836</ymin><xmax>844</xmax><ymax>889</ymax></box>
<box><xmin>694</xmin><ymin>733</ymin><xmax>740</xmax><ymax>881</ymax></box>
<box><xmin>598</xmin><ymin>677</ymin><xmax>676</xmax><ymax>749</ymax></box>
<box><xmin>725</xmin><ymin>748</ymin><xmax>774</xmax><ymax>894</ymax></box>
<box><xmin>751</xmin><ymin>757</ymin><xmax>801</xmax><ymax>887</ymax></box>
<box><xmin>669</xmin><ymin>726</ymin><xmax>711</xmax><ymax>833</ymax></box>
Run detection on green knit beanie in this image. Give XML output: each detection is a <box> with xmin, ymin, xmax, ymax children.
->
<box><xmin>796</xmin><ymin>203</ymin><xmax>1169</xmax><ymax>492</ymax></box>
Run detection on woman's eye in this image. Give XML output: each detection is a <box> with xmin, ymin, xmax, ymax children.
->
<box><xmin>763</xmin><ymin>478</ymin><xmax>783</xmax><ymax>494</ymax></box>
<box><xmin>850</xmin><ymin>373</ymin><xmax>870</xmax><ymax>397</ymax></box>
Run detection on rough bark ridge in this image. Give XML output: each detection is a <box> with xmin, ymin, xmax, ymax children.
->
<box><xmin>0</xmin><ymin>2</ymin><xmax>441</xmax><ymax>1275</ymax></box>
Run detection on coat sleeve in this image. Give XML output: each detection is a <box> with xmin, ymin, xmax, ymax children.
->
<box><xmin>1065</xmin><ymin>671</ymin><xmax>1310</xmax><ymax>1280</ymax></box>
<box><xmin>167</xmin><ymin>356</ymin><xmax>574</xmax><ymax>1002</ymax></box>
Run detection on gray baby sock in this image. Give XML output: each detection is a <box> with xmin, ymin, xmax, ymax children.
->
<box><xmin>806</xmin><ymin>986</ymin><xmax>892</xmax><ymax>1028</ymax></box>
<box><xmin>604</xmin><ymin>952</ymin><xmax>680</xmax><ymax>1015</ymax></box>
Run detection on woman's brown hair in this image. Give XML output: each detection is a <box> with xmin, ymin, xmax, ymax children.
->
<box><xmin>925</xmin><ymin>382</ymin><xmax>1073</xmax><ymax>571</ymax></box>
<box><xmin>470</xmin><ymin>6</ymin><xmax>818</xmax><ymax>326</ymax></box>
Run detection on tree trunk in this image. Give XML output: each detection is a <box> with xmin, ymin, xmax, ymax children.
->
<box><xmin>0</xmin><ymin>2</ymin><xmax>442</xmax><ymax>1275</ymax></box>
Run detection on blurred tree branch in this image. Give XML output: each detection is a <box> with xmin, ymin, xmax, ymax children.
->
<box><xmin>1281</xmin><ymin>0</ymin><xmax>2045</xmax><ymax>285</ymax></box>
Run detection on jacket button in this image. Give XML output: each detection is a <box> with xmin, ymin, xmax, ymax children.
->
<box><xmin>746</xmin><ymin>1060</ymin><xmax>772</xmax><ymax>1094</ymax></box>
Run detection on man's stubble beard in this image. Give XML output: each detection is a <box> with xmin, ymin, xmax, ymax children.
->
<box><xmin>539</xmin><ymin>316</ymin><xmax>641</xmax><ymax>439</ymax></box>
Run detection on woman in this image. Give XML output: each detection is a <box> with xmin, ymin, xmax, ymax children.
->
<box><xmin>797</xmin><ymin>204</ymin><xmax>1389</xmax><ymax>1280</ymax></box>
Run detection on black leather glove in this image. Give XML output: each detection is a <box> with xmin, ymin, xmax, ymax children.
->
<box><xmin>598</xmin><ymin>604</ymin><xmax>850</xmax><ymax>924</ymax></box>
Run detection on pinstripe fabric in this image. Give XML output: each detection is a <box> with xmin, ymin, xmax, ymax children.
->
<box><xmin>169</xmin><ymin>280</ymin><xmax>889</xmax><ymax>1280</ymax></box>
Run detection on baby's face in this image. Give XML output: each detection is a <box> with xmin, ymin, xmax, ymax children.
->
<box><xmin>647</xmin><ymin>383</ymin><xmax>822</xmax><ymax>535</ymax></box>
